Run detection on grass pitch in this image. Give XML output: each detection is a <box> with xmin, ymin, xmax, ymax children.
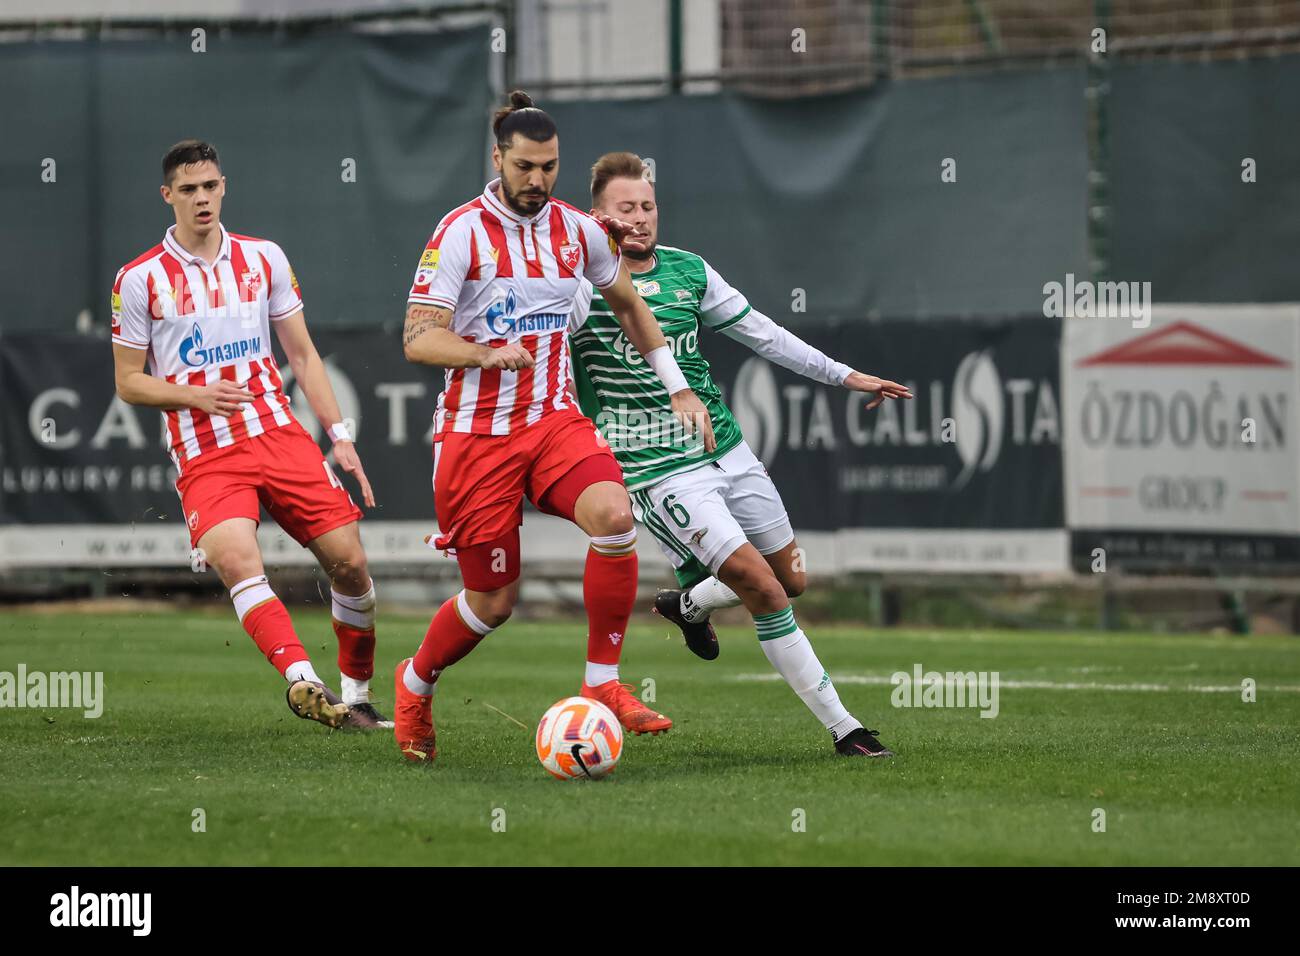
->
<box><xmin>2</xmin><ymin>607</ymin><xmax>1297</xmax><ymax>866</ymax></box>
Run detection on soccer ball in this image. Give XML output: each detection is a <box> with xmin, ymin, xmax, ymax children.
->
<box><xmin>535</xmin><ymin>696</ymin><xmax>623</xmax><ymax>780</ymax></box>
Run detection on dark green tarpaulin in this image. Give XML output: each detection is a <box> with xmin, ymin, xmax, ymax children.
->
<box><xmin>0</xmin><ymin>27</ymin><xmax>492</xmax><ymax>331</ymax></box>
<box><xmin>548</xmin><ymin>68</ymin><xmax>1092</xmax><ymax>323</ymax></box>
<box><xmin>1108</xmin><ymin>57</ymin><xmax>1300</xmax><ymax>303</ymax></box>
<box><xmin>3</xmin><ymin>37</ymin><xmax>1299</xmax><ymax>333</ymax></box>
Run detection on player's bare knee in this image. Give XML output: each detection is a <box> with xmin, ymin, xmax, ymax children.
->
<box><xmin>739</xmin><ymin>581</ymin><xmax>788</xmax><ymax>617</ymax></box>
<box><xmin>592</xmin><ymin>502</ymin><xmax>634</xmax><ymax>537</ymax></box>
<box><xmin>479</xmin><ymin>605</ymin><xmax>513</xmax><ymax>629</ymax></box>
<box><xmin>724</xmin><ymin>559</ymin><xmax>785</xmax><ymax>610</ymax></box>
<box><xmin>755</xmin><ymin>575</ymin><xmax>789</xmax><ymax>610</ymax></box>
<box><xmin>467</xmin><ymin>588</ymin><xmax>515</xmax><ymax>628</ymax></box>
<box><xmin>211</xmin><ymin>551</ymin><xmax>263</xmax><ymax>588</ymax></box>
<box><xmin>781</xmin><ymin>572</ymin><xmax>807</xmax><ymax>599</ymax></box>
<box><xmin>328</xmin><ymin>549</ymin><xmax>369</xmax><ymax>592</ymax></box>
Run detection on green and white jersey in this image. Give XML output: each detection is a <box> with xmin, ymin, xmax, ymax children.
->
<box><xmin>569</xmin><ymin>245</ymin><xmax>750</xmax><ymax>491</ymax></box>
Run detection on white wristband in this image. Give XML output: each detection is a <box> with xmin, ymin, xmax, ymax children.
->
<box><xmin>645</xmin><ymin>346</ymin><xmax>689</xmax><ymax>395</ymax></box>
<box><xmin>328</xmin><ymin>421</ymin><xmax>353</xmax><ymax>444</ymax></box>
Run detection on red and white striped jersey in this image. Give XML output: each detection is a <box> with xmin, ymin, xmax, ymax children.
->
<box><xmin>112</xmin><ymin>224</ymin><xmax>304</xmax><ymax>471</ymax></box>
<box><xmin>407</xmin><ymin>179</ymin><xmax>622</xmax><ymax>438</ymax></box>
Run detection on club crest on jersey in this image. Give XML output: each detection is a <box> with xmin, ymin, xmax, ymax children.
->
<box><xmin>559</xmin><ymin>243</ymin><xmax>580</xmax><ymax>272</ymax></box>
<box><xmin>179</xmin><ymin>323</ymin><xmax>262</xmax><ymax>368</ymax></box>
<box><xmin>239</xmin><ymin>270</ymin><xmax>263</xmax><ymax>298</ymax></box>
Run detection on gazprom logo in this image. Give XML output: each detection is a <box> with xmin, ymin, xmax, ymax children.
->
<box><xmin>485</xmin><ymin>288</ymin><xmax>518</xmax><ymax>335</ymax></box>
<box><xmin>179</xmin><ymin>323</ymin><xmax>261</xmax><ymax>367</ymax></box>
<box><xmin>485</xmin><ymin>288</ymin><xmax>566</xmax><ymax>336</ymax></box>
<box><xmin>179</xmin><ymin>323</ymin><xmax>205</xmax><ymax>366</ymax></box>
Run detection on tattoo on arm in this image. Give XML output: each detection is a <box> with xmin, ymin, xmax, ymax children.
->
<box><xmin>403</xmin><ymin>306</ymin><xmax>451</xmax><ymax>348</ymax></box>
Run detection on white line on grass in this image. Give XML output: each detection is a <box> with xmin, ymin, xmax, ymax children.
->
<box><xmin>731</xmin><ymin>674</ymin><xmax>1300</xmax><ymax>693</ymax></box>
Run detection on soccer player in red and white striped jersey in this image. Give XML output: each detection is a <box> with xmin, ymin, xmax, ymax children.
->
<box><xmin>111</xmin><ymin>140</ymin><xmax>389</xmax><ymax>731</ymax></box>
<box><xmin>391</xmin><ymin>91</ymin><xmax>716</xmax><ymax>763</ymax></box>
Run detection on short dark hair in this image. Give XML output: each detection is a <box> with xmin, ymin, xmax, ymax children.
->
<box><xmin>591</xmin><ymin>151</ymin><xmax>649</xmax><ymax>204</ymax></box>
<box><xmin>162</xmin><ymin>139</ymin><xmax>220</xmax><ymax>184</ymax></box>
<box><xmin>492</xmin><ymin>90</ymin><xmax>557</xmax><ymax>150</ymax></box>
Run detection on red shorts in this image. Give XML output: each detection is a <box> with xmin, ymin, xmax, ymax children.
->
<box><xmin>174</xmin><ymin>422</ymin><xmax>362</xmax><ymax>549</ymax></box>
<box><xmin>432</xmin><ymin>407</ymin><xmax>620</xmax><ymax>553</ymax></box>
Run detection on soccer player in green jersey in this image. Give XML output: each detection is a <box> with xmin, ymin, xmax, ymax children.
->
<box><xmin>569</xmin><ymin>152</ymin><xmax>913</xmax><ymax>757</ymax></box>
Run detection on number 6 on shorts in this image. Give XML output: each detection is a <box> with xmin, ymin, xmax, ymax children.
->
<box><xmin>663</xmin><ymin>493</ymin><xmax>691</xmax><ymax>528</ymax></box>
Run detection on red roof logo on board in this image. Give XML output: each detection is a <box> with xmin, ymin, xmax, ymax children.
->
<box><xmin>1077</xmin><ymin>320</ymin><xmax>1290</xmax><ymax>367</ymax></box>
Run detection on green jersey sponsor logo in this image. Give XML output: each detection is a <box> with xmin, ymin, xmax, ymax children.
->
<box><xmin>572</xmin><ymin>246</ymin><xmax>746</xmax><ymax>489</ymax></box>
<box><xmin>608</xmin><ymin>326</ymin><xmax>699</xmax><ymax>367</ymax></box>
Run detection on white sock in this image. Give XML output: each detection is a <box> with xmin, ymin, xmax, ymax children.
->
<box><xmin>331</xmin><ymin>580</ymin><xmax>376</xmax><ymax>629</ymax></box>
<box><xmin>827</xmin><ymin>713</ymin><xmax>862</xmax><ymax>742</ymax></box>
<box><xmin>331</xmin><ymin>582</ymin><xmax>376</xmax><ymax>703</ymax></box>
<box><xmin>230</xmin><ymin>574</ymin><xmax>275</xmax><ymax>624</ymax></box>
<box><xmin>285</xmin><ymin>660</ymin><xmax>323</xmax><ymax>685</ymax></box>
<box><xmin>681</xmin><ymin>577</ymin><xmax>741</xmax><ymax>622</ymax></box>
<box><xmin>590</xmin><ymin>528</ymin><xmax>637</xmax><ymax>555</ymax></box>
<box><xmin>403</xmin><ymin>659</ymin><xmax>436</xmax><ymax>697</ymax></box>
<box><xmin>585</xmin><ymin>662</ymin><xmax>619</xmax><ymax>687</ymax></box>
<box><xmin>755</xmin><ymin>607</ymin><xmax>860</xmax><ymax>739</ymax></box>
<box><xmin>340</xmin><ymin>674</ymin><xmax>371</xmax><ymax>705</ymax></box>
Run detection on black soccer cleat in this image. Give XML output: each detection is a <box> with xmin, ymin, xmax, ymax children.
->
<box><xmin>834</xmin><ymin>727</ymin><xmax>895</xmax><ymax>758</ymax></box>
<box><xmin>342</xmin><ymin>700</ymin><xmax>394</xmax><ymax>731</ymax></box>
<box><xmin>653</xmin><ymin>588</ymin><xmax>719</xmax><ymax>661</ymax></box>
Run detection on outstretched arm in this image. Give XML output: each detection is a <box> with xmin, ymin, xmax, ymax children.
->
<box><xmin>719</xmin><ymin>307</ymin><xmax>912</xmax><ymax>409</ymax></box>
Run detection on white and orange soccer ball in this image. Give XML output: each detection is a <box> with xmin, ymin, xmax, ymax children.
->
<box><xmin>535</xmin><ymin>696</ymin><xmax>623</xmax><ymax>780</ymax></box>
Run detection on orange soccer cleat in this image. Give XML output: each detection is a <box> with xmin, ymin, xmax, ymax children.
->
<box><xmin>580</xmin><ymin>680</ymin><xmax>672</xmax><ymax>736</ymax></box>
<box><xmin>393</xmin><ymin>658</ymin><xmax>437</xmax><ymax>763</ymax></box>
